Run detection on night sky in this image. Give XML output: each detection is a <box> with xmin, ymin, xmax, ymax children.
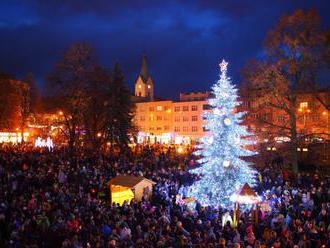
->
<box><xmin>0</xmin><ymin>0</ymin><xmax>329</xmax><ymax>99</ymax></box>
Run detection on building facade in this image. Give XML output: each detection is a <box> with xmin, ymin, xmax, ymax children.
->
<box><xmin>132</xmin><ymin>55</ymin><xmax>329</xmax><ymax>150</ymax></box>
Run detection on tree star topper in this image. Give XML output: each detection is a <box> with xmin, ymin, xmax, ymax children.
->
<box><xmin>219</xmin><ymin>59</ymin><xmax>228</xmax><ymax>73</ymax></box>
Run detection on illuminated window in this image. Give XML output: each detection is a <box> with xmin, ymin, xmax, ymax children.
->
<box><xmin>147</xmin><ymin>85</ymin><xmax>151</xmax><ymax>89</ymax></box>
<box><xmin>182</xmin><ymin>106</ymin><xmax>189</xmax><ymax>111</ymax></box>
<box><xmin>156</xmin><ymin>106</ymin><xmax>163</xmax><ymax>111</ymax></box>
<box><xmin>192</xmin><ymin>116</ymin><xmax>198</xmax><ymax>121</ymax></box>
<box><xmin>192</xmin><ymin>126</ymin><xmax>198</xmax><ymax>132</ymax></box>
<box><xmin>191</xmin><ymin>105</ymin><xmax>198</xmax><ymax>111</ymax></box>
<box><xmin>149</xmin><ymin>116</ymin><xmax>154</xmax><ymax>121</ymax></box>
<box><xmin>138</xmin><ymin>85</ymin><xmax>142</xmax><ymax>89</ymax></box>
<box><xmin>174</xmin><ymin>106</ymin><xmax>180</xmax><ymax>112</ymax></box>
<box><xmin>300</xmin><ymin>102</ymin><xmax>308</xmax><ymax>109</ymax></box>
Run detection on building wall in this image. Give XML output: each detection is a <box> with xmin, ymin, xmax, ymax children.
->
<box><xmin>172</xmin><ymin>100</ymin><xmax>208</xmax><ymax>141</ymax></box>
<box><xmin>134</xmin><ymin>100</ymin><xmax>173</xmax><ymax>142</ymax></box>
<box><xmin>239</xmin><ymin>91</ymin><xmax>329</xmax><ymax>141</ymax></box>
<box><xmin>134</xmin><ymin>76</ymin><xmax>154</xmax><ymax>100</ymax></box>
<box><xmin>135</xmin><ymin>76</ymin><xmax>147</xmax><ymax>98</ymax></box>
<box><xmin>133</xmin><ymin>99</ymin><xmax>210</xmax><ymax>143</ymax></box>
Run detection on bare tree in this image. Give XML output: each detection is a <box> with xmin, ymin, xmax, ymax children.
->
<box><xmin>48</xmin><ymin>43</ymin><xmax>96</xmax><ymax>152</ymax></box>
<box><xmin>242</xmin><ymin>9</ymin><xmax>330</xmax><ymax>172</ymax></box>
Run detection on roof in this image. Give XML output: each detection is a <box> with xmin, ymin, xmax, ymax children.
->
<box><xmin>230</xmin><ymin>183</ymin><xmax>260</xmax><ymax>204</ymax></box>
<box><xmin>235</xmin><ymin>183</ymin><xmax>258</xmax><ymax>197</ymax></box>
<box><xmin>109</xmin><ymin>175</ymin><xmax>155</xmax><ymax>188</ymax></box>
<box><xmin>139</xmin><ymin>54</ymin><xmax>149</xmax><ymax>83</ymax></box>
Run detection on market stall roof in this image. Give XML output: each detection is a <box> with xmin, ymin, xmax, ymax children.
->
<box><xmin>230</xmin><ymin>183</ymin><xmax>260</xmax><ymax>204</ymax></box>
<box><xmin>109</xmin><ymin>175</ymin><xmax>155</xmax><ymax>189</ymax></box>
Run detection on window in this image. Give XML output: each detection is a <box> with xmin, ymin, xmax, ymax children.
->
<box><xmin>164</xmin><ymin>125</ymin><xmax>169</xmax><ymax>130</ymax></box>
<box><xmin>192</xmin><ymin>116</ymin><xmax>198</xmax><ymax>121</ymax></box>
<box><xmin>183</xmin><ymin>127</ymin><xmax>188</xmax><ymax>132</ymax></box>
<box><xmin>149</xmin><ymin>116</ymin><xmax>154</xmax><ymax>121</ymax></box>
<box><xmin>156</xmin><ymin>116</ymin><xmax>162</xmax><ymax>121</ymax></box>
<box><xmin>174</xmin><ymin>106</ymin><xmax>180</xmax><ymax>112</ymax></box>
<box><xmin>164</xmin><ymin>116</ymin><xmax>169</xmax><ymax>121</ymax></box>
<box><xmin>138</xmin><ymin>85</ymin><xmax>142</xmax><ymax>89</ymax></box>
<box><xmin>312</xmin><ymin>115</ymin><xmax>319</xmax><ymax>122</ymax></box>
<box><xmin>192</xmin><ymin>126</ymin><xmax>198</xmax><ymax>132</ymax></box>
<box><xmin>149</xmin><ymin>127</ymin><xmax>154</xmax><ymax>131</ymax></box>
<box><xmin>148</xmin><ymin>85</ymin><xmax>151</xmax><ymax>89</ymax></box>
<box><xmin>164</xmin><ymin>106</ymin><xmax>169</xmax><ymax>111</ymax></box>
<box><xmin>174</xmin><ymin>116</ymin><xmax>180</xmax><ymax>122</ymax></box>
<box><xmin>174</xmin><ymin>127</ymin><xmax>180</xmax><ymax>132</ymax></box>
<box><xmin>300</xmin><ymin>102</ymin><xmax>308</xmax><ymax>109</ymax></box>
<box><xmin>140</xmin><ymin>116</ymin><xmax>145</xmax><ymax>121</ymax></box>
<box><xmin>262</xmin><ymin>113</ymin><xmax>269</xmax><ymax>121</ymax></box>
<box><xmin>277</xmin><ymin>115</ymin><xmax>285</xmax><ymax>122</ymax></box>
<box><xmin>203</xmin><ymin>104</ymin><xmax>211</xmax><ymax>110</ymax></box>
<box><xmin>183</xmin><ymin>116</ymin><xmax>189</xmax><ymax>122</ymax></box>
<box><xmin>182</xmin><ymin>106</ymin><xmax>189</xmax><ymax>111</ymax></box>
<box><xmin>156</xmin><ymin>127</ymin><xmax>162</xmax><ymax>130</ymax></box>
<box><xmin>156</xmin><ymin>106</ymin><xmax>163</xmax><ymax>111</ymax></box>
<box><xmin>149</xmin><ymin>107</ymin><xmax>154</xmax><ymax>112</ymax></box>
<box><xmin>192</xmin><ymin>105</ymin><xmax>198</xmax><ymax>111</ymax></box>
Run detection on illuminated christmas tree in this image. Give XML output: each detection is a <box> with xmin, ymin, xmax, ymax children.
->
<box><xmin>188</xmin><ymin>59</ymin><xmax>257</xmax><ymax>208</ymax></box>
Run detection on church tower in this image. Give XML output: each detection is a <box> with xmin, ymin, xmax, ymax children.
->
<box><xmin>135</xmin><ymin>54</ymin><xmax>154</xmax><ymax>100</ymax></box>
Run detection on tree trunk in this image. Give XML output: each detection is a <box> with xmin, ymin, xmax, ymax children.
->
<box><xmin>68</xmin><ymin>129</ymin><xmax>75</xmax><ymax>153</ymax></box>
<box><xmin>289</xmin><ymin>100</ymin><xmax>298</xmax><ymax>173</ymax></box>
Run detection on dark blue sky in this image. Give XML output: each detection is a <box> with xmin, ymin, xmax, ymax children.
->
<box><xmin>0</xmin><ymin>0</ymin><xmax>329</xmax><ymax>99</ymax></box>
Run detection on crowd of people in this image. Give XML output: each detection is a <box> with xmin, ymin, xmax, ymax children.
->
<box><xmin>0</xmin><ymin>144</ymin><xmax>329</xmax><ymax>247</ymax></box>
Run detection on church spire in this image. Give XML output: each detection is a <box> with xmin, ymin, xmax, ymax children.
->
<box><xmin>140</xmin><ymin>54</ymin><xmax>149</xmax><ymax>82</ymax></box>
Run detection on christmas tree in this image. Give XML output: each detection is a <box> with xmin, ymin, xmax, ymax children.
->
<box><xmin>187</xmin><ymin>59</ymin><xmax>257</xmax><ymax>208</ymax></box>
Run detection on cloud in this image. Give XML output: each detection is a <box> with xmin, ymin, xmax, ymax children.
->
<box><xmin>0</xmin><ymin>0</ymin><xmax>329</xmax><ymax>98</ymax></box>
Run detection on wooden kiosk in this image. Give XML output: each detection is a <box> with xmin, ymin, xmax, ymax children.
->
<box><xmin>109</xmin><ymin>175</ymin><xmax>155</xmax><ymax>205</ymax></box>
<box><xmin>230</xmin><ymin>183</ymin><xmax>260</xmax><ymax>226</ymax></box>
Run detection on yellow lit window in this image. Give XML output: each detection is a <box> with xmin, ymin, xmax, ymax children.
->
<box><xmin>138</xmin><ymin>84</ymin><xmax>142</xmax><ymax>89</ymax></box>
<box><xmin>156</xmin><ymin>106</ymin><xmax>163</xmax><ymax>111</ymax></box>
<box><xmin>147</xmin><ymin>85</ymin><xmax>151</xmax><ymax>89</ymax></box>
<box><xmin>300</xmin><ymin>102</ymin><xmax>308</xmax><ymax>109</ymax></box>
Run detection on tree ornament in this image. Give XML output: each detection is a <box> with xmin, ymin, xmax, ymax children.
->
<box><xmin>223</xmin><ymin>160</ymin><xmax>230</xmax><ymax>168</ymax></box>
<box><xmin>223</xmin><ymin>117</ymin><xmax>232</xmax><ymax>126</ymax></box>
